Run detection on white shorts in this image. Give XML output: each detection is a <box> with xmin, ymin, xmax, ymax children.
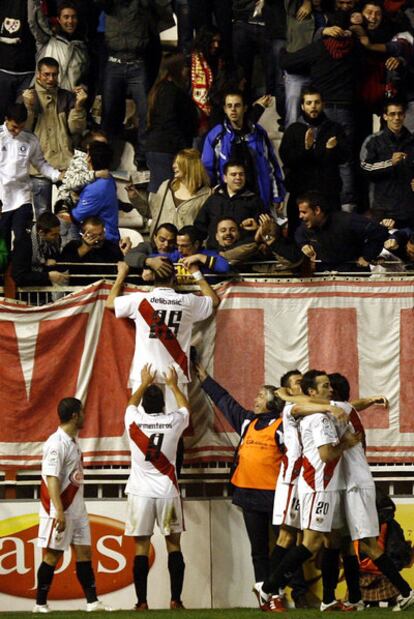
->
<box><xmin>273</xmin><ymin>481</ymin><xmax>301</xmax><ymax>529</ymax></box>
<box><xmin>37</xmin><ymin>515</ymin><xmax>91</xmax><ymax>551</ymax></box>
<box><xmin>343</xmin><ymin>487</ymin><xmax>379</xmax><ymax>541</ymax></box>
<box><xmin>125</xmin><ymin>494</ymin><xmax>184</xmax><ymax>536</ymax></box>
<box><xmin>301</xmin><ymin>491</ymin><xmax>344</xmax><ymax>533</ymax></box>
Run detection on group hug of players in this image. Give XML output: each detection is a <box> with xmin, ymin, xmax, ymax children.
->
<box><xmin>250</xmin><ymin>368</ymin><xmax>414</xmax><ymax>613</ymax></box>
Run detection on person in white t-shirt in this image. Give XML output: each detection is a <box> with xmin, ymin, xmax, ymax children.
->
<box><xmin>33</xmin><ymin>398</ymin><xmax>111</xmax><ymax>614</ymax></box>
<box><xmin>124</xmin><ymin>364</ymin><xmax>190</xmax><ymax>611</ymax></box>
<box><xmin>256</xmin><ymin>370</ymin><xmax>360</xmax><ymax>612</ymax></box>
<box><xmin>0</xmin><ymin>102</ymin><xmax>62</xmax><ymax>251</ymax></box>
<box><xmin>105</xmin><ymin>260</ymin><xmax>220</xmax><ymax>410</ymax></box>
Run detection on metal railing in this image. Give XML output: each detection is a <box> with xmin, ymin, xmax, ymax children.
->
<box><xmin>1</xmin><ymin>463</ymin><xmax>414</xmax><ymax>501</ymax></box>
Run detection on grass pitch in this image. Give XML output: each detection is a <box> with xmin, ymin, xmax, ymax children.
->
<box><xmin>5</xmin><ymin>609</ymin><xmax>414</xmax><ymax>618</ymax></box>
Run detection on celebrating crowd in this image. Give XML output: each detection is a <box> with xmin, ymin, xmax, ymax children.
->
<box><xmin>3</xmin><ymin>0</ymin><xmax>414</xmax><ymax>288</ymax></box>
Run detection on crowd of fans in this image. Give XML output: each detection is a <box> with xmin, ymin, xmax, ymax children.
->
<box><xmin>3</xmin><ymin>0</ymin><xmax>414</xmax><ymax>291</ymax></box>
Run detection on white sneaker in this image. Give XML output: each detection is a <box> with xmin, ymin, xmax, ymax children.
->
<box><xmin>252</xmin><ymin>581</ymin><xmax>270</xmax><ymax>610</ymax></box>
<box><xmin>343</xmin><ymin>599</ymin><xmax>365</xmax><ymax>611</ymax></box>
<box><xmin>393</xmin><ymin>590</ymin><xmax>414</xmax><ymax>612</ymax></box>
<box><xmin>320</xmin><ymin>599</ymin><xmax>352</xmax><ymax>611</ymax></box>
<box><xmin>32</xmin><ymin>604</ymin><xmax>50</xmax><ymax>614</ymax></box>
<box><xmin>86</xmin><ymin>600</ymin><xmax>114</xmax><ymax>612</ymax></box>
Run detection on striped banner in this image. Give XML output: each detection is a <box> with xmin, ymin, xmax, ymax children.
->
<box><xmin>1</xmin><ymin>279</ymin><xmax>414</xmax><ymax>469</ymax></box>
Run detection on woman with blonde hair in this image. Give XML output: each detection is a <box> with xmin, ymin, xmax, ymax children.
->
<box><xmin>127</xmin><ymin>148</ymin><xmax>212</xmax><ymax>238</ymax></box>
<box><xmin>145</xmin><ymin>52</ymin><xmax>199</xmax><ymax>193</ymax></box>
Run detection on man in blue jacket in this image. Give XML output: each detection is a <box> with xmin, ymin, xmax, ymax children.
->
<box><xmin>201</xmin><ymin>90</ymin><xmax>285</xmax><ymax>214</ymax></box>
<box><xmin>71</xmin><ymin>141</ymin><xmax>119</xmax><ymax>243</ymax></box>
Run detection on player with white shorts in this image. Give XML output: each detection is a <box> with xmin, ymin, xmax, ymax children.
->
<box><xmin>124</xmin><ymin>364</ymin><xmax>190</xmax><ymax>610</ymax></box>
<box><xmin>272</xmin><ymin>403</ymin><xmax>302</xmax><ymax>530</ymax></box>
<box><xmin>33</xmin><ymin>398</ymin><xmax>111</xmax><ymax>613</ymax></box>
<box><xmin>327</xmin><ymin>375</ymin><xmax>414</xmax><ymax>612</ymax></box>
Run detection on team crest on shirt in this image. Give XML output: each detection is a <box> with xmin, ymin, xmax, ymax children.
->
<box><xmin>19</xmin><ymin>145</ymin><xmax>27</xmax><ymax>153</ymax></box>
<box><xmin>69</xmin><ymin>468</ymin><xmax>84</xmax><ymax>486</ymax></box>
<box><xmin>46</xmin><ymin>449</ymin><xmax>59</xmax><ymax>466</ymax></box>
<box><xmin>316</xmin><ymin>517</ymin><xmax>324</xmax><ymax>523</ymax></box>
<box><xmin>2</xmin><ymin>18</ymin><xmax>21</xmax><ymax>34</ymax></box>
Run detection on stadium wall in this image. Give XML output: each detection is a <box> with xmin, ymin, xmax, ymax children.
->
<box><xmin>0</xmin><ymin>498</ymin><xmax>413</xmax><ymax>611</ymax></box>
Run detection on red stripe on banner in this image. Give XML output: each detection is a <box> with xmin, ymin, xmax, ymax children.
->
<box><xmin>0</xmin><ymin>314</ymin><xmax>88</xmax><ymax>443</ymax></box>
<box><xmin>308</xmin><ymin>308</ymin><xmax>389</xmax><ymax>429</ymax></box>
<box><xmin>399</xmin><ymin>309</ymin><xmax>414</xmax><ymax>433</ymax></box>
<box><xmin>308</xmin><ymin>307</ymin><xmax>360</xmax><ymax>393</ymax></box>
<box><xmin>213</xmin><ymin>309</ymin><xmax>264</xmax><ymax>430</ymax></box>
<box><xmin>129</xmin><ymin>422</ymin><xmax>179</xmax><ymax>490</ymax></box>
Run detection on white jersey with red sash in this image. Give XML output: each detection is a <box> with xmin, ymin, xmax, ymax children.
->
<box><xmin>279</xmin><ymin>403</ymin><xmax>303</xmax><ymax>485</ymax></box>
<box><xmin>298</xmin><ymin>413</ymin><xmax>345</xmax><ymax>493</ymax></box>
<box><xmin>114</xmin><ymin>287</ymin><xmax>213</xmax><ymax>385</ymax></box>
<box><xmin>125</xmin><ymin>404</ymin><xmax>189</xmax><ymax>498</ymax></box>
<box><xmin>333</xmin><ymin>400</ymin><xmax>374</xmax><ymax>490</ymax></box>
<box><xmin>40</xmin><ymin>427</ymin><xmax>86</xmax><ymax>519</ymax></box>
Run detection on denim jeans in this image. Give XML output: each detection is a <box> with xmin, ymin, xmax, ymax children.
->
<box><xmin>174</xmin><ymin>0</ymin><xmax>193</xmax><ymax>57</ymax></box>
<box><xmin>265</xmin><ymin>37</ymin><xmax>287</xmax><ymax>124</ymax></box>
<box><xmin>284</xmin><ymin>72</ymin><xmax>311</xmax><ymax>128</ymax></box>
<box><xmin>233</xmin><ymin>21</ymin><xmax>270</xmax><ymax>102</ymax></box>
<box><xmin>0</xmin><ymin>203</ymin><xmax>33</xmax><ymax>251</ymax></box>
<box><xmin>324</xmin><ymin>105</ymin><xmax>356</xmax><ymax>206</ymax></box>
<box><xmin>0</xmin><ymin>70</ymin><xmax>34</xmax><ymax>123</ymax></box>
<box><xmin>101</xmin><ymin>59</ymin><xmax>148</xmax><ymax>162</ymax></box>
<box><xmin>31</xmin><ymin>177</ymin><xmax>53</xmax><ymax>220</ymax></box>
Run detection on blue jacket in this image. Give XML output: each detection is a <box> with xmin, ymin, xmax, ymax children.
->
<box><xmin>201</xmin><ymin>118</ymin><xmax>285</xmax><ymax>209</ymax></box>
<box><xmin>167</xmin><ymin>249</ymin><xmax>230</xmax><ymax>274</ymax></box>
<box><xmin>72</xmin><ymin>177</ymin><xmax>119</xmax><ymax>243</ymax></box>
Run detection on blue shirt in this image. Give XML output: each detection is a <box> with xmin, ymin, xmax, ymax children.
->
<box><xmin>72</xmin><ymin>177</ymin><xmax>119</xmax><ymax>243</ymax></box>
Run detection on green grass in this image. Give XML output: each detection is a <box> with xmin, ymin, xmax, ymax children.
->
<box><xmin>4</xmin><ymin>610</ymin><xmax>414</xmax><ymax>618</ymax></box>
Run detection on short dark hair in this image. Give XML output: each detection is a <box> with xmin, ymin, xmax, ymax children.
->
<box><xmin>297</xmin><ymin>191</ymin><xmax>330</xmax><ymax>214</ymax></box>
<box><xmin>301</xmin><ymin>369</ymin><xmax>327</xmax><ymax>396</ymax></box>
<box><xmin>177</xmin><ymin>225</ymin><xmax>201</xmax><ymax>245</ymax></box>
<box><xmin>58</xmin><ymin>397</ymin><xmax>82</xmax><ymax>422</ymax></box>
<box><xmin>154</xmin><ymin>223</ymin><xmax>178</xmax><ymax>237</ymax></box>
<box><xmin>88</xmin><ymin>141</ymin><xmax>113</xmax><ymax>170</ymax></box>
<box><xmin>142</xmin><ymin>385</ymin><xmax>165</xmax><ymax>414</ymax></box>
<box><xmin>328</xmin><ymin>372</ymin><xmax>350</xmax><ymax>401</ymax></box>
<box><xmin>223</xmin><ymin>89</ymin><xmax>246</xmax><ymax>106</ymax></box>
<box><xmin>383</xmin><ymin>99</ymin><xmax>407</xmax><ymax>115</ymax></box>
<box><xmin>5</xmin><ymin>102</ymin><xmax>28</xmax><ymax>124</ymax></box>
<box><xmin>223</xmin><ymin>160</ymin><xmax>245</xmax><ymax>175</ymax></box>
<box><xmin>301</xmin><ymin>87</ymin><xmax>323</xmax><ymax>105</ymax></box>
<box><xmin>280</xmin><ymin>369</ymin><xmax>302</xmax><ymax>388</ymax></box>
<box><xmin>57</xmin><ymin>1</ymin><xmax>78</xmax><ymax>16</ymax></box>
<box><xmin>38</xmin><ymin>57</ymin><xmax>60</xmax><ymax>72</ymax></box>
<box><xmin>216</xmin><ymin>217</ymin><xmax>239</xmax><ymax>229</ymax></box>
<box><xmin>37</xmin><ymin>211</ymin><xmax>60</xmax><ymax>232</ymax></box>
<box><xmin>81</xmin><ymin>216</ymin><xmax>104</xmax><ymax>230</ymax></box>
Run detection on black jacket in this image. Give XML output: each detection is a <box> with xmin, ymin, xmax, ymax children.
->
<box><xmin>280</xmin><ymin>113</ymin><xmax>349</xmax><ymax>198</ymax></box>
<box><xmin>280</xmin><ymin>36</ymin><xmax>363</xmax><ymax>105</ymax></box>
<box><xmin>295</xmin><ymin>211</ymin><xmax>388</xmax><ymax>271</ymax></box>
<box><xmin>145</xmin><ymin>80</ymin><xmax>198</xmax><ymax>154</ymax></box>
<box><xmin>194</xmin><ymin>186</ymin><xmax>265</xmax><ymax>248</ymax></box>
<box><xmin>360</xmin><ymin>126</ymin><xmax>414</xmax><ymax>224</ymax></box>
